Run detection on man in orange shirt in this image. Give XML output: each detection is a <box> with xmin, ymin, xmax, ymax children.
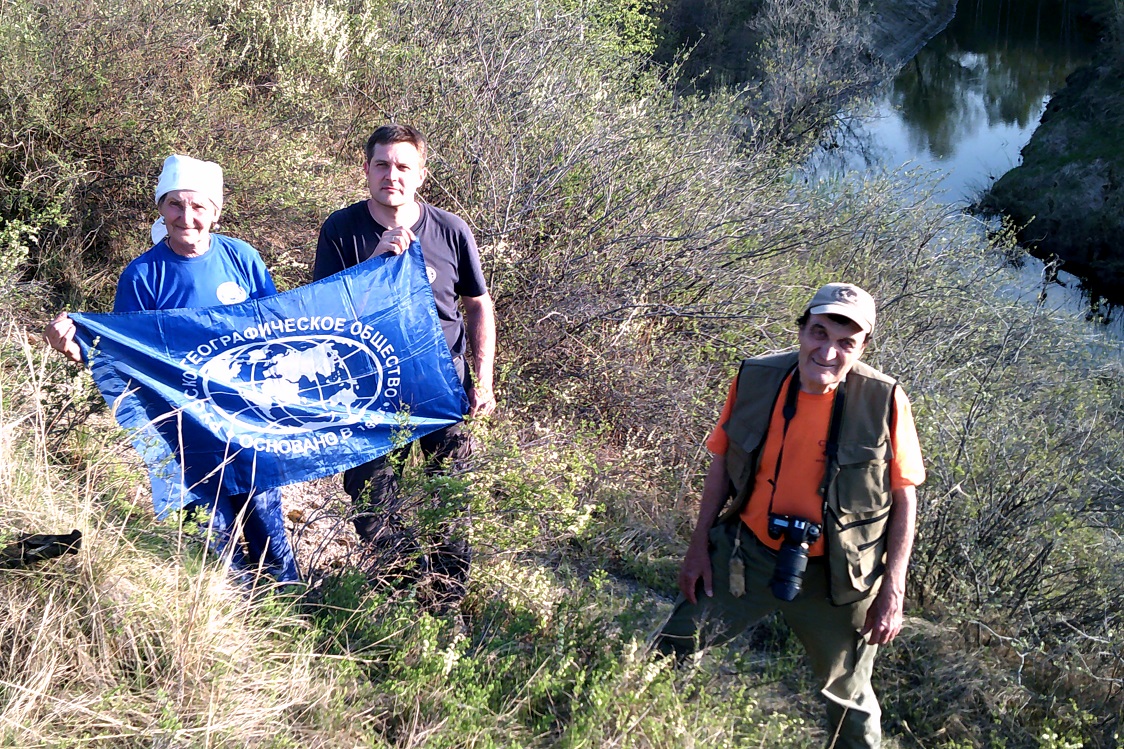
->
<box><xmin>657</xmin><ymin>283</ymin><xmax>924</xmax><ymax>749</ymax></box>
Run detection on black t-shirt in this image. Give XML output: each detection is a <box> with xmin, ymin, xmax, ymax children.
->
<box><xmin>313</xmin><ymin>201</ymin><xmax>488</xmax><ymax>360</ymax></box>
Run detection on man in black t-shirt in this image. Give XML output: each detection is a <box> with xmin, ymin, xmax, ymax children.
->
<box><xmin>314</xmin><ymin>124</ymin><xmax>497</xmax><ymax>603</ymax></box>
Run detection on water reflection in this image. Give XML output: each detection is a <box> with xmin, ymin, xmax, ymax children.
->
<box><xmin>811</xmin><ymin>0</ymin><xmax>1094</xmax><ymax>203</ymax></box>
<box><xmin>807</xmin><ymin>0</ymin><xmax>1119</xmax><ymax>336</ymax></box>
<box><xmin>889</xmin><ymin>0</ymin><xmax>1093</xmax><ymax>169</ymax></box>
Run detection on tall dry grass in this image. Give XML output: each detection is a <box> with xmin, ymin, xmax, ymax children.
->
<box><xmin>1</xmin><ymin>0</ymin><xmax>1122</xmax><ymax>744</ymax></box>
<box><xmin>0</xmin><ymin>322</ymin><xmax>373</xmax><ymax>747</ymax></box>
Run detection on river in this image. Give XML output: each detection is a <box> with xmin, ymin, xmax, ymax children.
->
<box><xmin>806</xmin><ymin>0</ymin><xmax>1122</xmax><ymax>337</ymax></box>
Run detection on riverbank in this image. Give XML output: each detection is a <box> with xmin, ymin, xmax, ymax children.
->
<box><xmin>3</xmin><ymin>0</ymin><xmax>1122</xmax><ymax>745</ymax></box>
<box><xmin>981</xmin><ymin>20</ymin><xmax>1124</xmax><ymax>303</ymax></box>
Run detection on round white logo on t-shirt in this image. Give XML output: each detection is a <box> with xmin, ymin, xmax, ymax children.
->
<box><xmin>426</xmin><ymin>265</ymin><xmax>437</xmax><ymax>284</ymax></box>
<box><xmin>216</xmin><ymin>282</ymin><xmax>249</xmax><ymax>305</ymax></box>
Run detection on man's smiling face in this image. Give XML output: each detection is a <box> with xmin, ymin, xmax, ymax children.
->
<box><xmin>796</xmin><ymin>313</ymin><xmax>868</xmax><ymax>394</ymax></box>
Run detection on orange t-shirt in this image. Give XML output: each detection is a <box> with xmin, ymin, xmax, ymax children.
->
<box><xmin>707</xmin><ymin>372</ymin><xmax>924</xmax><ymax>556</ymax></box>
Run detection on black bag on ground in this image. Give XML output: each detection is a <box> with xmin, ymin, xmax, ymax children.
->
<box><xmin>0</xmin><ymin>530</ymin><xmax>82</xmax><ymax>569</ymax></box>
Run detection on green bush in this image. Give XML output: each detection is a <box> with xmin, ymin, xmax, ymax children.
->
<box><xmin>1</xmin><ymin>0</ymin><xmax>1122</xmax><ymax>745</ymax></box>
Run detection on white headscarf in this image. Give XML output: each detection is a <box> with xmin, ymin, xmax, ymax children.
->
<box><xmin>151</xmin><ymin>154</ymin><xmax>224</xmax><ymax>244</ymax></box>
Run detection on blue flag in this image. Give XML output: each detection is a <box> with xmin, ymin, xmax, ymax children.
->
<box><xmin>71</xmin><ymin>241</ymin><xmax>468</xmax><ymax>518</ymax></box>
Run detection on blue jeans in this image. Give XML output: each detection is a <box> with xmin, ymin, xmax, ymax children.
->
<box><xmin>188</xmin><ymin>488</ymin><xmax>300</xmax><ymax>583</ymax></box>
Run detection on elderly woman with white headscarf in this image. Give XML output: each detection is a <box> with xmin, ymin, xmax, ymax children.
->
<box><xmin>45</xmin><ymin>154</ymin><xmax>299</xmax><ymax>585</ymax></box>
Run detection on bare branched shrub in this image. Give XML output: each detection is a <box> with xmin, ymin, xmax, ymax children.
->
<box><xmin>745</xmin><ymin>0</ymin><xmax>888</xmax><ymax>152</ymax></box>
<box><xmin>1</xmin><ymin>0</ymin><xmax>1122</xmax><ymax>743</ymax></box>
<box><xmin>258</xmin><ymin>0</ymin><xmax>907</xmax><ymax>474</ymax></box>
<box><xmin>0</xmin><ymin>0</ymin><xmax>353</xmax><ymax>309</ymax></box>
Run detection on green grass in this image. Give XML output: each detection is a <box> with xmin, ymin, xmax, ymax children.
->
<box><xmin>1</xmin><ymin>0</ymin><xmax>1122</xmax><ymax>745</ymax></box>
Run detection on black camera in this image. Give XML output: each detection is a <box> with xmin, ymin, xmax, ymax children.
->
<box><xmin>766</xmin><ymin>514</ymin><xmax>821</xmax><ymax>601</ymax></box>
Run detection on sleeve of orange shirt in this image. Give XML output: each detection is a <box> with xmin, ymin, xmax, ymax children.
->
<box><xmin>706</xmin><ymin>376</ymin><xmax>925</xmax><ymax>489</ymax></box>
<box><xmin>890</xmin><ymin>386</ymin><xmax>925</xmax><ymax>488</ymax></box>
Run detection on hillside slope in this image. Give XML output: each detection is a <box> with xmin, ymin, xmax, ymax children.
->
<box><xmin>1</xmin><ymin>0</ymin><xmax>1122</xmax><ymax>746</ymax></box>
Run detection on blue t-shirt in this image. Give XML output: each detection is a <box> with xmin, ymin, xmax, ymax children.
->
<box><xmin>114</xmin><ymin>234</ymin><xmax>277</xmax><ymax>313</ymax></box>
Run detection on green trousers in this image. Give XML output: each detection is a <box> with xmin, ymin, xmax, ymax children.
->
<box><xmin>657</xmin><ymin>522</ymin><xmax>882</xmax><ymax>749</ymax></box>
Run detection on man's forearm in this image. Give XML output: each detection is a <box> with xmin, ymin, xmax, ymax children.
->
<box><xmin>676</xmin><ymin>453</ymin><xmax>732</xmax><ymax>602</ymax></box>
<box><xmin>882</xmin><ymin>485</ymin><xmax>917</xmax><ymax>596</ymax></box>
<box><xmin>463</xmin><ymin>293</ymin><xmax>496</xmax><ymax>389</ymax></box>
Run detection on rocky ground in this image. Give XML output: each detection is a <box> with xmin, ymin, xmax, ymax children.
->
<box><xmin>280</xmin><ymin>476</ymin><xmax>363</xmax><ymax>581</ymax></box>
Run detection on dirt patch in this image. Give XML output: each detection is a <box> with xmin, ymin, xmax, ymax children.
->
<box><xmin>280</xmin><ymin>476</ymin><xmax>362</xmax><ymax>580</ymax></box>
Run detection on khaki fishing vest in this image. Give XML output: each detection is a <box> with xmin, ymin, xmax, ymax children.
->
<box><xmin>717</xmin><ymin>351</ymin><xmax>897</xmax><ymax>605</ymax></box>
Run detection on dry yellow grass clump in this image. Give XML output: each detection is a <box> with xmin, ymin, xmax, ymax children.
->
<box><xmin>0</xmin><ymin>329</ymin><xmax>372</xmax><ymax>748</ymax></box>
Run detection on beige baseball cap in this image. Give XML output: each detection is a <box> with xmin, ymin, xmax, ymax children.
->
<box><xmin>804</xmin><ymin>282</ymin><xmax>876</xmax><ymax>334</ymax></box>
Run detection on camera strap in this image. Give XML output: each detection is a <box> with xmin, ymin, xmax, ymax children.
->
<box><xmin>764</xmin><ymin>369</ymin><xmax>804</xmax><ymax>517</ymax></box>
<box><xmin>766</xmin><ymin>370</ymin><xmax>848</xmax><ymax>517</ymax></box>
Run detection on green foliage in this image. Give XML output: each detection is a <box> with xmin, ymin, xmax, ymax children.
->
<box><xmin>1038</xmin><ymin>704</ymin><xmax>1098</xmax><ymax>749</ymax></box>
<box><xmin>0</xmin><ymin>210</ymin><xmax>59</xmax><ymax>277</ymax></box>
<box><xmin>582</xmin><ymin>0</ymin><xmax>664</xmax><ymax>60</ymax></box>
<box><xmin>1</xmin><ymin>0</ymin><xmax>1123</xmax><ymax>745</ymax></box>
<box><xmin>465</xmin><ymin>422</ymin><xmax>600</xmax><ymax>552</ymax></box>
<box><xmin>307</xmin><ymin>558</ymin><xmax>820</xmax><ymax>747</ymax></box>
<box><xmin>746</xmin><ymin>0</ymin><xmax>888</xmax><ymax>151</ymax></box>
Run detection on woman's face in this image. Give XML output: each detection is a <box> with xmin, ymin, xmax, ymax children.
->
<box><xmin>158</xmin><ymin>189</ymin><xmax>219</xmax><ymax>255</ymax></box>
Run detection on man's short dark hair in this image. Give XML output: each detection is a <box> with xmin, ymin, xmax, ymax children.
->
<box><xmin>365</xmin><ymin>124</ymin><xmax>428</xmax><ymax>165</ymax></box>
<box><xmin>797</xmin><ymin>311</ymin><xmax>874</xmax><ymax>345</ymax></box>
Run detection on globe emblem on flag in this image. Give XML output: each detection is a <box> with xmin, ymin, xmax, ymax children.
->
<box><xmin>198</xmin><ymin>335</ymin><xmax>384</xmax><ymax>434</ymax></box>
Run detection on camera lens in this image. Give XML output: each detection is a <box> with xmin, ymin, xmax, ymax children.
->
<box><xmin>770</xmin><ymin>543</ymin><xmax>809</xmax><ymax>601</ymax></box>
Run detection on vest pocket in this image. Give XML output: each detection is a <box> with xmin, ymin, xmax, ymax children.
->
<box><xmin>825</xmin><ymin>503</ymin><xmax>889</xmax><ymax>594</ymax></box>
<box><xmin>825</xmin><ymin>441</ymin><xmax>892</xmax><ymax>598</ymax></box>
<box><xmin>724</xmin><ymin>427</ymin><xmax>766</xmax><ymax>493</ymax></box>
<box><xmin>830</xmin><ymin>442</ymin><xmax>892</xmax><ymax>513</ymax></box>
